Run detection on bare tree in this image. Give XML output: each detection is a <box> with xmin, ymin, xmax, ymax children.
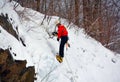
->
<box><xmin>74</xmin><ymin>0</ymin><xmax>80</xmax><ymax>26</ymax></box>
<box><xmin>36</xmin><ymin>0</ymin><xmax>40</xmax><ymax>11</ymax></box>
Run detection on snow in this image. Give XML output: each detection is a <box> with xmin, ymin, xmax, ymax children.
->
<box><xmin>0</xmin><ymin>1</ymin><xmax>120</xmax><ymax>82</ymax></box>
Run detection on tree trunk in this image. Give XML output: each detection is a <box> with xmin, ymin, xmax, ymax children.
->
<box><xmin>36</xmin><ymin>0</ymin><xmax>40</xmax><ymax>11</ymax></box>
<box><xmin>83</xmin><ymin>0</ymin><xmax>91</xmax><ymax>30</ymax></box>
<box><xmin>75</xmin><ymin>0</ymin><xmax>79</xmax><ymax>26</ymax></box>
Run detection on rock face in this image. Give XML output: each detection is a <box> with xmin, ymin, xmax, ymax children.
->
<box><xmin>0</xmin><ymin>13</ymin><xmax>19</xmax><ymax>40</ymax></box>
<box><xmin>0</xmin><ymin>12</ymin><xmax>35</xmax><ymax>82</ymax></box>
<box><xmin>0</xmin><ymin>49</ymin><xmax>35</xmax><ymax>82</ymax></box>
<box><xmin>0</xmin><ymin>14</ymin><xmax>26</xmax><ymax>47</ymax></box>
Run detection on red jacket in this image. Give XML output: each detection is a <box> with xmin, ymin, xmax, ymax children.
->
<box><xmin>57</xmin><ymin>25</ymin><xmax>68</xmax><ymax>39</ymax></box>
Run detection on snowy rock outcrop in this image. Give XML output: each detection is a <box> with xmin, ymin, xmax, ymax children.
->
<box><xmin>0</xmin><ymin>14</ymin><xmax>18</xmax><ymax>40</ymax></box>
<box><xmin>0</xmin><ymin>49</ymin><xmax>35</xmax><ymax>82</ymax></box>
<box><xmin>0</xmin><ymin>14</ymin><xmax>35</xmax><ymax>82</ymax></box>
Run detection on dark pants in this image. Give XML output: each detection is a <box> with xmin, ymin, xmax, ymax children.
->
<box><xmin>59</xmin><ymin>36</ymin><xmax>68</xmax><ymax>57</ymax></box>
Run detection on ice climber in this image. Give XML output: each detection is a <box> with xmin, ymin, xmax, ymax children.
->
<box><xmin>55</xmin><ymin>20</ymin><xmax>69</xmax><ymax>63</ymax></box>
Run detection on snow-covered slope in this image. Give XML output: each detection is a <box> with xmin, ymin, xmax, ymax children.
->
<box><xmin>0</xmin><ymin>1</ymin><xmax>120</xmax><ymax>82</ymax></box>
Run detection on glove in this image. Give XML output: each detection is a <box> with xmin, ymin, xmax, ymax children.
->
<box><xmin>57</xmin><ymin>38</ymin><xmax>59</xmax><ymax>41</ymax></box>
<box><xmin>52</xmin><ymin>32</ymin><xmax>58</xmax><ymax>36</ymax></box>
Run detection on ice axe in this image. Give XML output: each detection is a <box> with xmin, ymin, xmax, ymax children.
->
<box><xmin>52</xmin><ymin>32</ymin><xmax>58</xmax><ymax>36</ymax></box>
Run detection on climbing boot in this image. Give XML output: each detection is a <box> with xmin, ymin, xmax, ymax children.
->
<box><xmin>56</xmin><ymin>55</ymin><xmax>63</xmax><ymax>63</ymax></box>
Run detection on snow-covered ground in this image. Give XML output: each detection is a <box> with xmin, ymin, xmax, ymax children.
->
<box><xmin>0</xmin><ymin>0</ymin><xmax>120</xmax><ymax>82</ymax></box>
